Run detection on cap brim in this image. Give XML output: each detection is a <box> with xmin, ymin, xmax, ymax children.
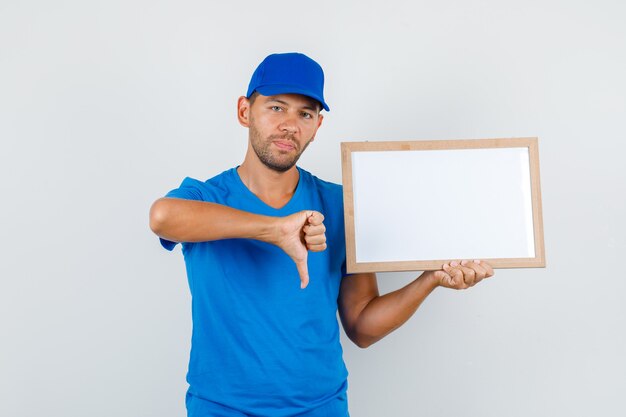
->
<box><xmin>253</xmin><ymin>85</ymin><xmax>330</xmax><ymax>112</ymax></box>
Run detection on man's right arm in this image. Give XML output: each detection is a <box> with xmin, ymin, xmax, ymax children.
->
<box><xmin>149</xmin><ymin>197</ymin><xmax>327</xmax><ymax>288</ymax></box>
<box><xmin>149</xmin><ymin>197</ymin><xmax>278</xmax><ymax>244</ymax></box>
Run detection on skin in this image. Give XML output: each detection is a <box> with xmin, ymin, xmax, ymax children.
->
<box><xmin>149</xmin><ymin>93</ymin><xmax>495</xmax><ymax>348</ymax></box>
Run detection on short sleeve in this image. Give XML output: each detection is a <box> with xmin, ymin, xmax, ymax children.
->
<box><xmin>158</xmin><ymin>177</ymin><xmax>207</xmax><ymax>251</ymax></box>
<box><xmin>164</xmin><ymin>177</ymin><xmax>205</xmax><ymax>201</ymax></box>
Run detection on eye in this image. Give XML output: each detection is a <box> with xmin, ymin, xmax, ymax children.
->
<box><xmin>271</xmin><ymin>105</ymin><xmax>282</xmax><ymax>112</ymax></box>
<box><xmin>301</xmin><ymin>111</ymin><xmax>313</xmax><ymax>119</ymax></box>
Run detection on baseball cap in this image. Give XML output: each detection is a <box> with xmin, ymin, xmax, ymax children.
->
<box><xmin>246</xmin><ymin>52</ymin><xmax>330</xmax><ymax>112</ymax></box>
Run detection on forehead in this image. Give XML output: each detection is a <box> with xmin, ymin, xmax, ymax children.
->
<box><xmin>256</xmin><ymin>93</ymin><xmax>320</xmax><ymax>110</ymax></box>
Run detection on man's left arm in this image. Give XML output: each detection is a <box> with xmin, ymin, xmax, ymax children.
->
<box><xmin>337</xmin><ymin>260</ymin><xmax>494</xmax><ymax>348</ymax></box>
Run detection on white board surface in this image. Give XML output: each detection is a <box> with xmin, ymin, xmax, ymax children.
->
<box><xmin>352</xmin><ymin>147</ymin><xmax>535</xmax><ymax>263</ymax></box>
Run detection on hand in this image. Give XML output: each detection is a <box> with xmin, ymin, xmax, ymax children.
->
<box><xmin>430</xmin><ymin>260</ymin><xmax>495</xmax><ymax>290</ymax></box>
<box><xmin>274</xmin><ymin>210</ymin><xmax>327</xmax><ymax>289</ymax></box>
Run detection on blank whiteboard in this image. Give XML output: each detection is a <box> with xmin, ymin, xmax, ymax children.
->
<box><xmin>341</xmin><ymin>138</ymin><xmax>546</xmax><ymax>273</ymax></box>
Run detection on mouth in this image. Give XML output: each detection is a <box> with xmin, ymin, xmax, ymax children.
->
<box><xmin>272</xmin><ymin>140</ymin><xmax>297</xmax><ymax>151</ymax></box>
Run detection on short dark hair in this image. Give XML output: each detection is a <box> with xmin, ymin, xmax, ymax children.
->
<box><xmin>248</xmin><ymin>91</ymin><xmax>260</xmax><ymax>107</ymax></box>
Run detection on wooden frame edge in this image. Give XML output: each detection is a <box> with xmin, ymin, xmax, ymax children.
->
<box><xmin>341</xmin><ymin>137</ymin><xmax>546</xmax><ymax>273</ymax></box>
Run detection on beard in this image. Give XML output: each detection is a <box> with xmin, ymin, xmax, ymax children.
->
<box><xmin>249</xmin><ymin>122</ymin><xmax>313</xmax><ymax>173</ymax></box>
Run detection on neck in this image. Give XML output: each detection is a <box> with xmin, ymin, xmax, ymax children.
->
<box><xmin>237</xmin><ymin>149</ymin><xmax>300</xmax><ymax>209</ymax></box>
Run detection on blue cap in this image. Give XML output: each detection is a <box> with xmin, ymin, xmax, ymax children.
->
<box><xmin>246</xmin><ymin>52</ymin><xmax>330</xmax><ymax>112</ymax></box>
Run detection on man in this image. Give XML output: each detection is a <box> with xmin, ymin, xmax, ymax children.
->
<box><xmin>149</xmin><ymin>52</ymin><xmax>494</xmax><ymax>417</ymax></box>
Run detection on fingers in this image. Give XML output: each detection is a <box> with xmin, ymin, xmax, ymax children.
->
<box><xmin>432</xmin><ymin>270</ymin><xmax>454</xmax><ymax>287</ymax></box>
<box><xmin>295</xmin><ymin>255</ymin><xmax>309</xmax><ymax>289</ymax></box>
<box><xmin>303</xmin><ymin>226</ymin><xmax>326</xmax><ymax>247</ymax></box>
<box><xmin>441</xmin><ymin>260</ymin><xmax>494</xmax><ymax>289</ymax></box>
<box><xmin>303</xmin><ymin>223</ymin><xmax>326</xmax><ymax>239</ymax></box>
<box><xmin>306</xmin><ymin>211</ymin><xmax>325</xmax><ymax>226</ymax></box>
<box><xmin>443</xmin><ymin>262</ymin><xmax>466</xmax><ymax>288</ymax></box>
<box><xmin>462</xmin><ymin>260</ymin><xmax>493</xmax><ymax>284</ymax></box>
<box><xmin>458</xmin><ymin>260</ymin><xmax>482</xmax><ymax>285</ymax></box>
<box><xmin>303</xmin><ymin>212</ymin><xmax>326</xmax><ymax>252</ymax></box>
<box><xmin>306</xmin><ymin>243</ymin><xmax>327</xmax><ymax>252</ymax></box>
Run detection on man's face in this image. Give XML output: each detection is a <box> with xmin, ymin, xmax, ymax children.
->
<box><xmin>243</xmin><ymin>93</ymin><xmax>323</xmax><ymax>172</ymax></box>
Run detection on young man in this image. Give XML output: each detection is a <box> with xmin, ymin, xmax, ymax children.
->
<box><xmin>149</xmin><ymin>52</ymin><xmax>494</xmax><ymax>417</ymax></box>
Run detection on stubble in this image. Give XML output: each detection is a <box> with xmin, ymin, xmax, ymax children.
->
<box><xmin>248</xmin><ymin>120</ymin><xmax>313</xmax><ymax>173</ymax></box>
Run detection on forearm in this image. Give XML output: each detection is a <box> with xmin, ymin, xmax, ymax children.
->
<box><xmin>149</xmin><ymin>197</ymin><xmax>278</xmax><ymax>244</ymax></box>
<box><xmin>351</xmin><ymin>272</ymin><xmax>439</xmax><ymax>347</ymax></box>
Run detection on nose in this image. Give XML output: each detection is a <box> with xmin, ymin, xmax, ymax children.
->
<box><xmin>278</xmin><ymin>114</ymin><xmax>298</xmax><ymax>134</ymax></box>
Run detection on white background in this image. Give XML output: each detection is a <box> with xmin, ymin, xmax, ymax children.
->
<box><xmin>1</xmin><ymin>1</ymin><xmax>625</xmax><ymax>416</ymax></box>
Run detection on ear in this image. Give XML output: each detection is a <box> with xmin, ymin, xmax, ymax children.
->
<box><xmin>237</xmin><ymin>96</ymin><xmax>251</xmax><ymax>127</ymax></box>
<box><xmin>316</xmin><ymin>113</ymin><xmax>324</xmax><ymax>130</ymax></box>
<box><xmin>309</xmin><ymin>113</ymin><xmax>324</xmax><ymax>142</ymax></box>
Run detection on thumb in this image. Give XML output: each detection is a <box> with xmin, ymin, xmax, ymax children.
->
<box><xmin>438</xmin><ymin>265</ymin><xmax>454</xmax><ymax>286</ymax></box>
<box><xmin>295</xmin><ymin>252</ymin><xmax>310</xmax><ymax>289</ymax></box>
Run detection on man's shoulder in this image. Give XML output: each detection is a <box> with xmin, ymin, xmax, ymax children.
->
<box><xmin>168</xmin><ymin>167</ymin><xmax>238</xmax><ymax>202</ymax></box>
<box><xmin>205</xmin><ymin>167</ymin><xmax>237</xmax><ymax>185</ymax></box>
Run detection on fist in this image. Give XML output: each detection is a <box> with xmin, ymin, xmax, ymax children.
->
<box><xmin>275</xmin><ymin>210</ymin><xmax>327</xmax><ymax>289</ymax></box>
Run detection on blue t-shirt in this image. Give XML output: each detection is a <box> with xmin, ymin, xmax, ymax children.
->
<box><xmin>160</xmin><ymin>166</ymin><xmax>349</xmax><ymax>416</ymax></box>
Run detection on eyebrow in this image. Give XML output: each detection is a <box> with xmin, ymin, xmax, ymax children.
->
<box><xmin>266</xmin><ymin>97</ymin><xmax>319</xmax><ymax>112</ymax></box>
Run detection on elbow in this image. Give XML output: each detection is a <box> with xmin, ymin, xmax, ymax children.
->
<box><xmin>354</xmin><ymin>339</ymin><xmax>374</xmax><ymax>349</ymax></box>
<box><xmin>346</xmin><ymin>329</ymin><xmax>378</xmax><ymax>349</ymax></box>
<box><xmin>342</xmin><ymin>313</ymin><xmax>383</xmax><ymax>349</ymax></box>
<box><xmin>354</xmin><ymin>336</ymin><xmax>378</xmax><ymax>349</ymax></box>
<box><xmin>149</xmin><ymin>198</ymin><xmax>170</xmax><ymax>235</ymax></box>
